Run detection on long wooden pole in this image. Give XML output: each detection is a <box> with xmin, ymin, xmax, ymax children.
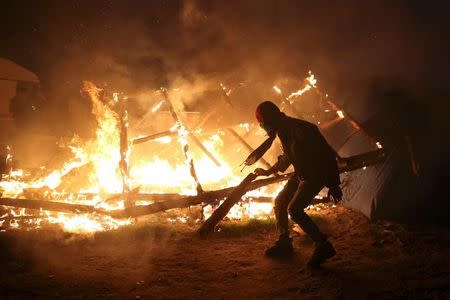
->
<box><xmin>0</xmin><ymin>198</ymin><xmax>98</xmax><ymax>214</ymax></box>
<box><xmin>132</xmin><ymin>130</ymin><xmax>177</xmax><ymax>145</ymax></box>
<box><xmin>197</xmin><ymin>149</ymin><xmax>386</xmax><ymax>235</ymax></box>
<box><xmin>132</xmin><ymin>106</ymin><xmax>218</xmax><ymax>146</ymax></box>
<box><xmin>162</xmin><ymin>89</ymin><xmax>221</xmax><ymax>167</ymax></box>
<box><xmin>0</xmin><ymin>174</ymin><xmax>292</xmax><ymax>218</ymax></box>
<box><xmin>226</xmin><ymin>128</ymin><xmax>272</xmax><ymax>169</ymax></box>
<box><xmin>198</xmin><ymin>172</ymin><xmax>257</xmax><ymax>236</ymax></box>
<box><xmin>114</xmin><ymin>173</ymin><xmax>292</xmax><ymax>218</ymax></box>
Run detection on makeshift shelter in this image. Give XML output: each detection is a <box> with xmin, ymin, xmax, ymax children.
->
<box><xmin>0</xmin><ymin>57</ymin><xmax>40</xmax><ymax>141</ymax></box>
<box><xmin>0</xmin><ymin>58</ymin><xmax>59</xmax><ymax>169</ymax></box>
<box><xmin>315</xmin><ymin>86</ymin><xmax>435</xmax><ymax>223</ymax></box>
<box><xmin>1</xmin><ymin>73</ymin><xmax>442</xmax><ymax>233</ymax></box>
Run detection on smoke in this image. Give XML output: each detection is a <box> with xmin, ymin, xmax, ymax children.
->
<box><xmin>1</xmin><ymin>0</ymin><xmax>448</xmax><ymax>133</ymax></box>
<box><xmin>181</xmin><ymin>0</ymin><xmax>206</xmax><ymax>28</ymax></box>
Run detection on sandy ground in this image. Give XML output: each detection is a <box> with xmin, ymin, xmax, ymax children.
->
<box><xmin>0</xmin><ymin>205</ymin><xmax>449</xmax><ymax>299</ymax></box>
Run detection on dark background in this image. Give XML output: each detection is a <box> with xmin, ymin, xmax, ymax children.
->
<box><xmin>1</xmin><ymin>0</ymin><xmax>449</xmax><ymax>96</ymax></box>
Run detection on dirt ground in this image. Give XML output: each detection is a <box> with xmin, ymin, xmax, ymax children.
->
<box><xmin>0</xmin><ymin>205</ymin><xmax>449</xmax><ymax>299</ymax></box>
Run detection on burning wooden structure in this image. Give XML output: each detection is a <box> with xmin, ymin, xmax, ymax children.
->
<box><xmin>0</xmin><ymin>73</ymin><xmax>386</xmax><ymax>233</ymax></box>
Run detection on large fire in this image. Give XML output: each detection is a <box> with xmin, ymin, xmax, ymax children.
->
<box><xmin>0</xmin><ymin>72</ymin><xmax>374</xmax><ymax>234</ymax></box>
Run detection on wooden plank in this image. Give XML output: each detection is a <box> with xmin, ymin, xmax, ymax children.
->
<box><xmin>198</xmin><ymin>173</ymin><xmax>257</xmax><ymax>235</ymax></box>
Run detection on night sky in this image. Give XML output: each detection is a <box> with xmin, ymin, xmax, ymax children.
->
<box><xmin>1</xmin><ymin>1</ymin><xmax>449</xmax><ymax>91</ymax></box>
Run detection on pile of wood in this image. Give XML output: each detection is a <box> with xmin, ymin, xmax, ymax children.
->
<box><xmin>0</xmin><ymin>149</ymin><xmax>385</xmax><ymax>230</ymax></box>
<box><xmin>0</xmin><ymin>78</ymin><xmax>388</xmax><ymax>232</ymax></box>
<box><xmin>0</xmin><ymin>173</ymin><xmax>291</xmax><ymax>217</ymax></box>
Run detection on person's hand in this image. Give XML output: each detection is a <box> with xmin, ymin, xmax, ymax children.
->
<box><xmin>254</xmin><ymin>168</ymin><xmax>271</xmax><ymax>177</ymax></box>
<box><xmin>328</xmin><ymin>186</ymin><xmax>343</xmax><ymax>204</ymax></box>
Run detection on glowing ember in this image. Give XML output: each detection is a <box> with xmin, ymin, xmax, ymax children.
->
<box><xmin>306</xmin><ymin>71</ymin><xmax>317</xmax><ymax>87</ymax></box>
<box><xmin>220</xmin><ymin>83</ymin><xmax>232</xmax><ymax>96</ymax></box>
<box><xmin>285</xmin><ymin>71</ymin><xmax>317</xmax><ymax>101</ymax></box>
<box><xmin>239</xmin><ymin>123</ymin><xmax>251</xmax><ymax>133</ymax></box>
<box><xmin>273</xmin><ymin>85</ymin><xmax>282</xmax><ymax>95</ymax></box>
<box><xmin>151</xmin><ymin>100</ymin><xmax>165</xmax><ymax>113</ymax></box>
<box><xmin>336</xmin><ymin>110</ymin><xmax>345</xmax><ymax>119</ymax></box>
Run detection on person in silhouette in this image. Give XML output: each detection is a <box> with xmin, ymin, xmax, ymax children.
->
<box><xmin>246</xmin><ymin>101</ymin><xmax>342</xmax><ymax>267</ymax></box>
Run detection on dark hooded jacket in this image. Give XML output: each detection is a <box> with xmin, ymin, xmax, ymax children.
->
<box><xmin>273</xmin><ymin>115</ymin><xmax>340</xmax><ymax>187</ymax></box>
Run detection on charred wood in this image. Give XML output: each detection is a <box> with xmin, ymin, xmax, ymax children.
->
<box><xmin>0</xmin><ymin>198</ymin><xmax>98</xmax><ymax>214</ymax></box>
<box><xmin>112</xmin><ymin>173</ymin><xmax>293</xmax><ymax>218</ymax></box>
<box><xmin>0</xmin><ymin>174</ymin><xmax>292</xmax><ymax>218</ymax></box>
<box><xmin>338</xmin><ymin>149</ymin><xmax>386</xmax><ymax>172</ymax></box>
<box><xmin>198</xmin><ymin>149</ymin><xmax>386</xmax><ymax>235</ymax></box>
<box><xmin>162</xmin><ymin>88</ymin><xmax>221</xmax><ymax>167</ymax></box>
<box><xmin>226</xmin><ymin>128</ymin><xmax>272</xmax><ymax>169</ymax></box>
<box><xmin>0</xmin><ymin>150</ymin><xmax>385</xmax><ymax>219</ymax></box>
<box><xmin>198</xmin><ymin>173</ymin><xmax>257</xmax><ymax>235</ymax></box>
<box><xmin>132</xmin><ymin>130</ymin><xmax>177</xmax><ymax>145</ymax></box>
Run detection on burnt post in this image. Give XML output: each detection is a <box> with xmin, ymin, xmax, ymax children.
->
<box><xmin>219</xmin><ymin>83</ymin><xmax>272</xmax><ymax>169</ymax></box>
<box><xmin>161</xmin><ymin>88</ymin><xmax>205</xmax><ymax>194</ymax></box>
<box><xmin>198</xmin><ymin>172</ymin><xmax>257</xmax><ymax>236</ymax></box>
<box><xmin>113</xmin><ymin>93</ymin><xmax>132</xmax><ymax>206</ymax></box>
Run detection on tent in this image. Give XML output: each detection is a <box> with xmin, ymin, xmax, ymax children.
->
<box><xmin>318</xmin><ymin>86</ymin><xmax>447</xmax><ymax>224</ymax></box>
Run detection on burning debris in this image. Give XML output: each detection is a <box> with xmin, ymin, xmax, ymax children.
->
<box><xmin>0</xmin><ymin>73</ymin><xmax>385</xmax><ymax>234</ymax></box>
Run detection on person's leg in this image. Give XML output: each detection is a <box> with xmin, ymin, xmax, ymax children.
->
<box><xmin>265</xmin><ymin>177</ymin><xmax>299</xmax><ymax>257</ymax></box>
<box><xmin>287</xmin><ymin>180</ymin><xmax>326</xmax><ymax>243</ymax></box>
<box><xmin>288</xmin><ymin>180</ymin><xmax>336</xmax><ymax>266</ymax></box>
<box><xmin>274</xmin><ymin>177</ymin><xmax>299</xmax><ymax>239</ymax></box>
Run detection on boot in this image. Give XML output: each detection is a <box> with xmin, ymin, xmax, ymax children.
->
<box><xmin>307</xmin><ymin>240</ymin><xmax>336</xmax><ymax>268</ymax></box>
<box><xmin>265</xmin><ymin>237</ymin><xmax>294</xmax><ymax>257</ymax></box>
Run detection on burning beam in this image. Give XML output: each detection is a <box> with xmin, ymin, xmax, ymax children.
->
<box><xmin>188</xmin><ymin>134</ymin><xmax>222</xmax><ymax>167</ymax></box>
<box><xmin>277</xmin><ymin>73</ymin><xmax>379</xmax><ymax>149</ymax></box>
<box><xmin>132</xmin><ymin>105</ymin><xmax>218</xmax><ymax>146</ymax></box>
<box><xmin>158</xmin><ymin>88</ymin><xmax>206</xmax><ymax>193</ymax></box>
<box><xmin>112</xmin><ymin>173</ymin><xmax>293</xmax><ymax>218</ymax></box>
<box><xmin>219</xmin><ymin>83</ymin><xmax>234</xmax><ymax>108</ymax></box>
<box><xmin>318</xmin><ymin>116</ymin><xmax>344</xmax><ymax>130</ymax></box>
<box><xmin>337</xmin><ymin>149</ymin><xmax>386</xmax><ymax>172</ymax></box>
<box><xmin>219</xmin><ymin>84</ymin><xmax>271</xmax><ymax>168</ymax></box>
<box><xmin>226</xmin><ymin>128</ymin><xmax>272</xmax><ymax>169</ymax></box>
<box><xmin>132</xmin><ymin>130</ymin><xmax>178</xmax><ymax>145</ymax></box>
<box><xmin>273</xmin><ymin>85</ymin><xmax>305</xmax><ymax>119</ymax></box>
<box><xmin>198</xmin><ymin>172</ymin><xmax>257</xmax><ymax>236</ymax></box>
<box><xmin>0</xmin><ymin>174</ymin><xmax>292</xmax><ymax>218</ymax></box>
<box><xmin>317</xmin><ymin>92</ymin><xmax>379</xmax><ymax>148</ymax></box>
<box><xmin>113</xmin><ymin>93</ymin><xmax>132</xmax><ymax>205</ymax></box>
<box><xmin>198</xmin><ymin>149</ymin><xmax>387</xmax><ymax>235</ymax></box>
<box><xmin>0</xmin><ymin>198</ymin><xmax>98</xmax><ymax>214</ymax></box>
<box><xmin>161</xmin><ymin>88</ymin><xmax>222</xmax><ymax>167</ymax></box>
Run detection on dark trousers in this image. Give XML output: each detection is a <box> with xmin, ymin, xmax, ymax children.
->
<box><xmin>274</xmin><ymin>176</ymin><xmax>327</xmax><ymax>243</ymax></box>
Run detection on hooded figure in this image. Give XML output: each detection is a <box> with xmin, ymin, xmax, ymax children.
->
<box><xmin>249</xmin><ymin>101</ymin><xmax>342</xmax><ymax>267</ymax></box>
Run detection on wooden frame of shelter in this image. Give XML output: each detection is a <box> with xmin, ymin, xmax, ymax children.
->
<box><xmin>0</xmin><ymin>77</ymin><xmax>387</xmax><ymax>231</ymax></box>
